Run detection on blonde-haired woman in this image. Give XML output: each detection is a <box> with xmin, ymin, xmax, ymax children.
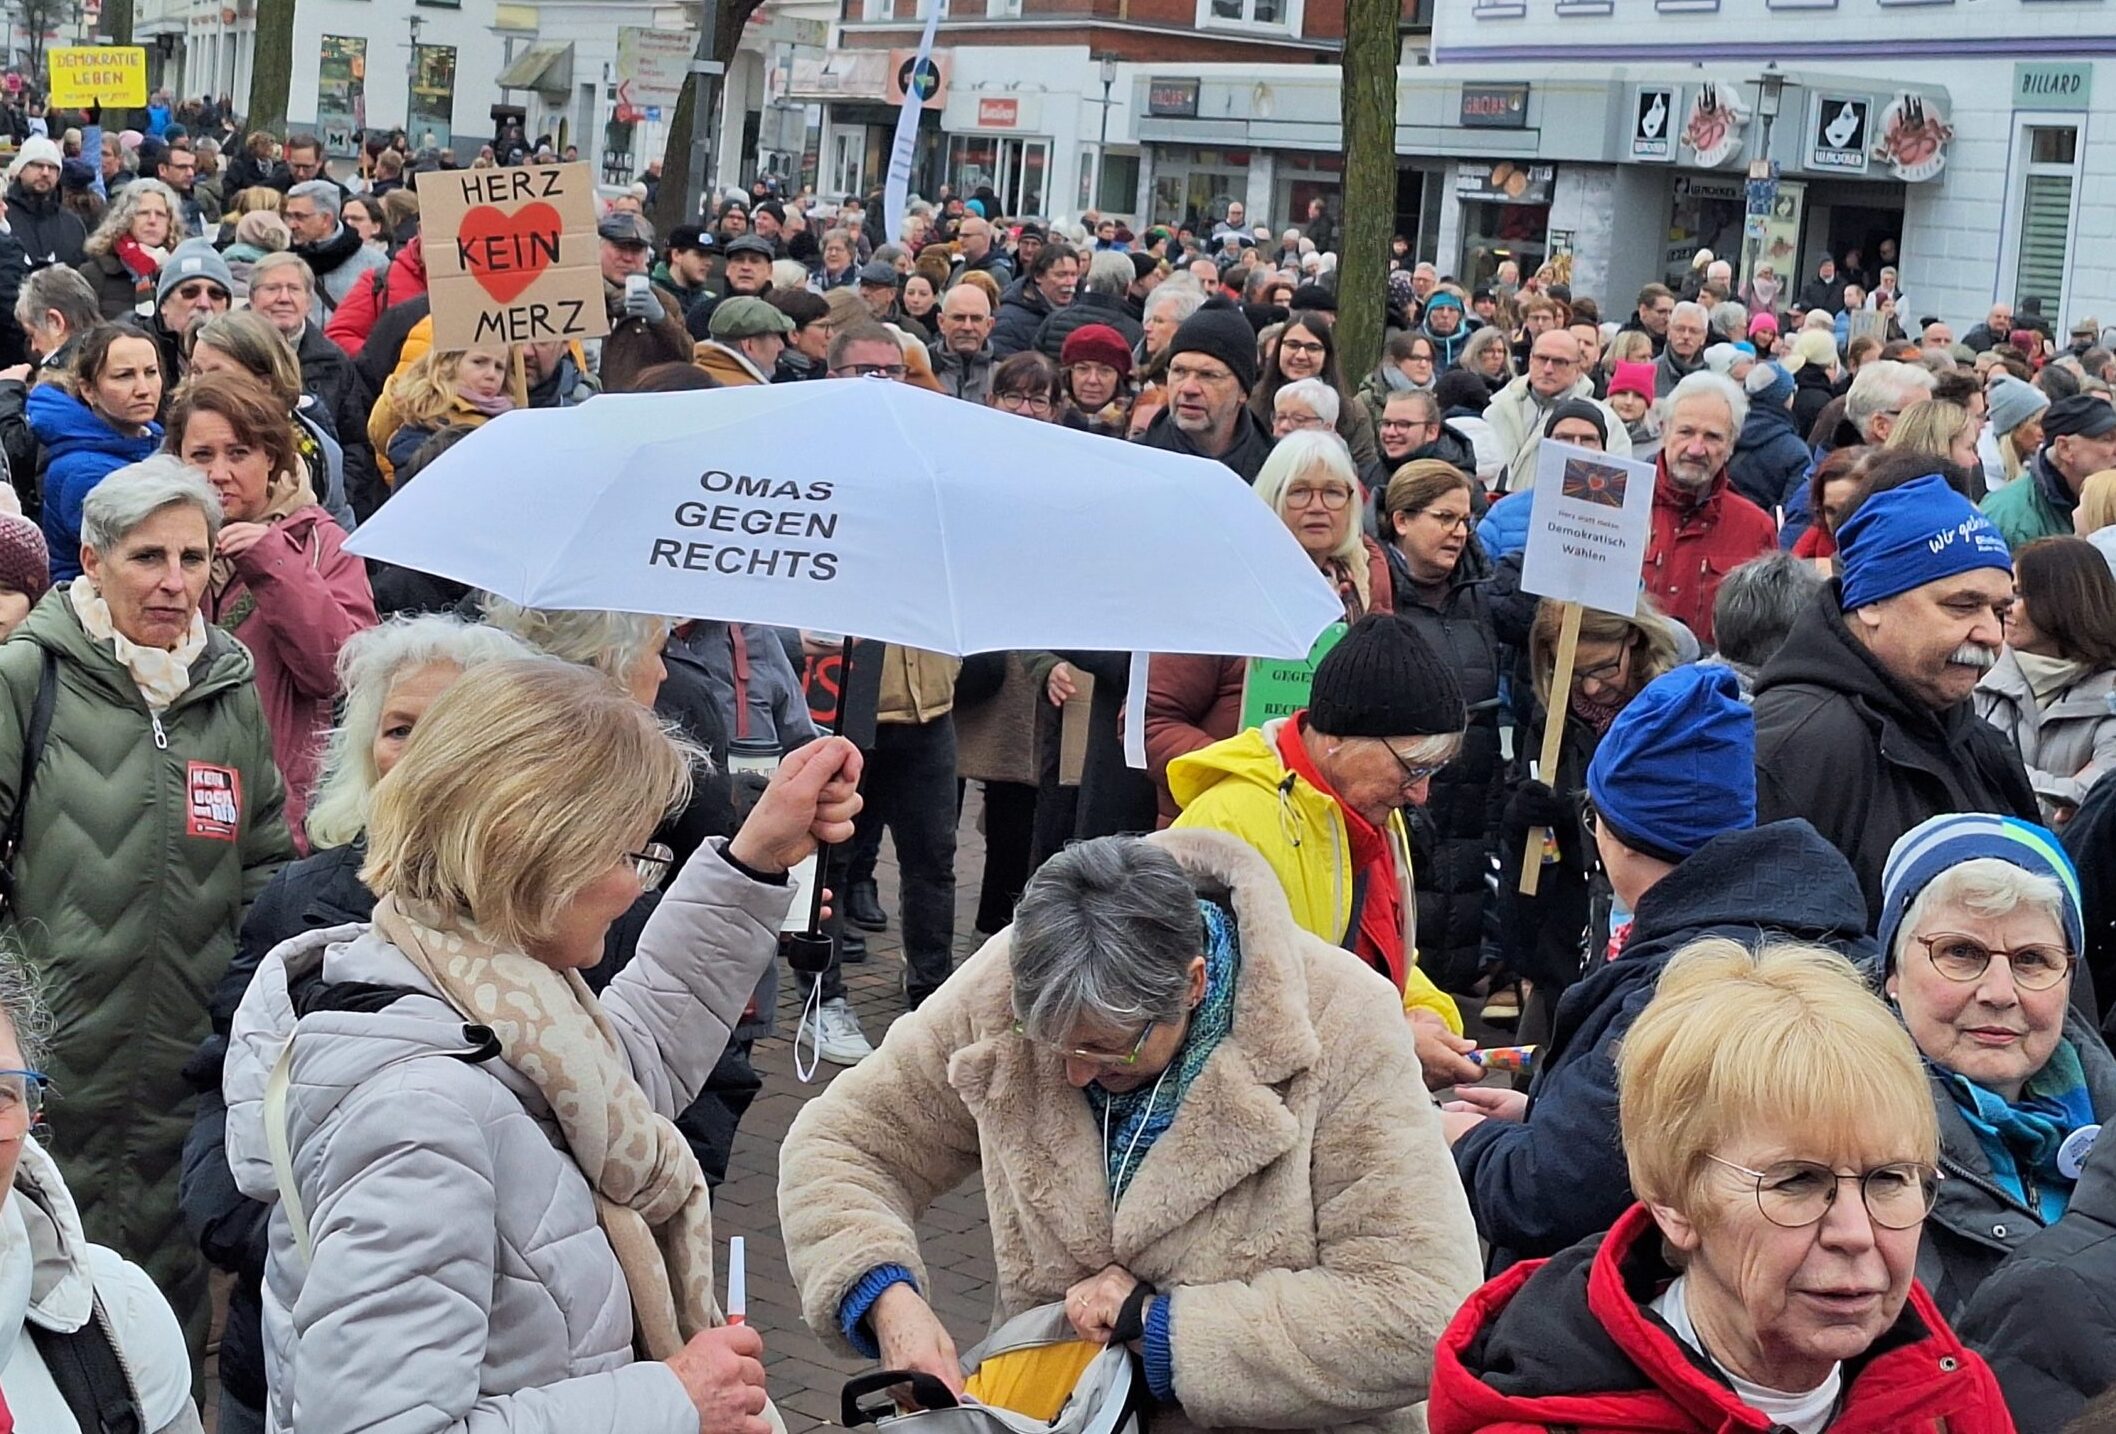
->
<box><xmin>1143</xmin><ymin>430</ymin><xmax>1392</xmax><ymax>826</ymax></box>
<box><xmin>1886</xmin><ymin>398</ymin><xmax>1981</xmax><ymax>473</ymax></box>
<box><xmin>224</xmin><ymin>658</ymin><xmax>863</xmax><ymax>1433</ymax></box>
<box><xmin>77</xmin><ymin>177</ymin><xmax>183</xmax><ymax>318</ymax></box>
<box><xmin>369</xmin><ymin>342</ymin><xmax>514</xmax><ymax>480</ymax></box>
<box><xmin>2075</xmin><ymin>469</ymin><xmax>2116</xmax><ymax>538</ymax></box>
<box><xmin>1432</xmin><ymin>938</ymin><xmax>2011</xmax><ymax>1432</ymax></box>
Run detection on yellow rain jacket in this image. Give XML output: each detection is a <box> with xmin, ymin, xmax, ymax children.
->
<box><xmin>1168</xmin><ymin>720</ymin><xmax>1462</xmax><ymax>1033</ymax></box>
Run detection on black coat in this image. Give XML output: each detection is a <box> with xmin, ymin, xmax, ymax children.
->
<box><xmin>1790</xmin><ymin>361</ymin><xmax>1837</xmax><ymax>445</ymax></box>
<box><xmin>989</xmin><ymin>276</ymin><xmax>1054</xmax><ymax>360</ymax></box>
<box><xmin>1956</xmin><ymin>1123</ymin><xmax>2116</xmax><ymax>1429</ymax></box>
<box><xmin>5</xmin><ymin>179</ymin><xmax>87</xmax><ymax>270</ymax></box>
<box><xmin>1455</xmin><ymin>819</ymin><xmax>1872</xmax><ymax>1272</ymax></box>
<box><xmin>1727</xmin><ymin>399</ymin><xmax>1811</xmax><ymax>512</ymax></box>
<box><xmin>77</xmin><ymin>249</ymin><xmax>142</xmax><ymax>321</ymax></box>
<box><xmin>2066</xmin><ymin>774</ymin><xmax>2116</xmax><ymax>1026</ymax></box>
<box><xmin>294</xmin><ymin>322</ymin><xmax>383</xmax><ymax>520</ymax></box>
<box><xmin>1133</xmin><ymin>405</ymin><xmax>1276</xmax><ymax>484</ymax></box>
<box><xmin>1753</xmin><ymin>585</ymin><xmax>2042</xmax><ymax>923</ymax></box>
<box><xmin>1388</xmin><ymin>539</ymin><xmax>1504</xmax><ymax>993</ymax></box>
<box><xmin>1035</xmin><ymin>290</ymin><xmax>1146</xmax><ymax>363</ymax></box>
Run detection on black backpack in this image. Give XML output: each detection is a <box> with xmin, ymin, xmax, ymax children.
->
<box><xmin>27</xmin><ymin>1298</ymin><xmax>144</xmax><ymax>1434</ymax></box>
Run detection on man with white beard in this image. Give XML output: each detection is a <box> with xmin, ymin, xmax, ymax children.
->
<box><xmin>1753</xmin><ymin>452</ymin><xmax>2042</xmax><ymax>922</ymax></box>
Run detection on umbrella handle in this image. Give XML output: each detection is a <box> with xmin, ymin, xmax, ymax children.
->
<box><xmin>805</xmin><ymin>635</ymin><xmax>857</xmax><ymax>935</ymax></box>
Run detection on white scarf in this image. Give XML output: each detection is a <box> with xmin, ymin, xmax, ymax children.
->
<box><xmin>68</xmin><ymin>576</ymin><xmax>208</xmax><ymax>711</ymax></box>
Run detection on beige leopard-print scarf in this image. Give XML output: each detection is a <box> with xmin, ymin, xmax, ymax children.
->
<box><xmin>372</xmin><ymin>893</ymin><xmax>719</xmax><ymax>1359</ymax></box>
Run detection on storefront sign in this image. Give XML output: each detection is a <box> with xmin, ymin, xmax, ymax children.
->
<box><xmin>1808</xmin><ymin>94</ymin><xmax>1870</xmax><ymax>175</ymax></box>
<box><xmin>1680</xmin><ymin>80</ymin><xmax>1750</xmax><ymax>169</ymax></box>
<box><xmin>1630</xmin><ymin>85</ymin><xmax>1674</xmax><ymax>162</ymax></box>
<box><xmin>1455</xmin><ymin>160</ymin><xmax>1553</xmax><ymax>205</ymax></box>
<box><xmin>977</xmin><ymin>97</ymin><xmax>1018</xmax><ymax>128</ymax></box>
<box><xmin>1148</xmin><ymin>78</ymin><xmax>1200</xmax><ymax>118</ymax></box>
<box><xmin>887</xmin><ymin>48</ymin><xmax>949</xmax><ymax>109</ymax></box>
<box><xmin>1871</xmin><ymin>92</ymin><xmax>1952</xmax><ymax>182</ymax></box>
<box><xmin>786</xmin><ymin>52</ymin><xmax>888</xmax><ymax>101</ymax></box>
<box><xmin>1459</xmin><ymin>83</ymin><xmax>1530</xmax><ymax>130</ymax></box>
<box><xmin>2014</xmin><ymin>62</ymin><xmax>2092</xmax><ymax>111</ymax></box>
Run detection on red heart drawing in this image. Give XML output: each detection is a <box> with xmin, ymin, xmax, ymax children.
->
<box><xmin>455</xmin><ymin>201</ymin><xmax>563</xmax><ymax>305</ymax></box>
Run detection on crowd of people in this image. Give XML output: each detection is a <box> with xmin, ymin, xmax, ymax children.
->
<box><xmin>0</xmin><ymin>92</ymin><xmax>2107</xmax><ymax>1434</ymax></box>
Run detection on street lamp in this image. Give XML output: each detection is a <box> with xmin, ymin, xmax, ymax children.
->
<box><xmin>1742</xmin><ymin>61</ymin><xmax>1786</xmax><ymax>291</ymax></box>
<box><xmin>1094</xmin><ymin>55</ymin><xmax>1116</xmax><ymax>217</ymax></box>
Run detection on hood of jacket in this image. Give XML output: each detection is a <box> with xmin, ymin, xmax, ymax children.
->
<box><xmin>24</xmin><ymin>382</ymin><xmax>161</xmax><ymax>462</ymax></box>
<box><xmin>0</xmin><ymin>1137</ymin><xmax>101</xmax><ymax>1344</ymax></box>
<box><xmin>1625</xmin><ymin>819</ymin><xmax>1872</xmax><ymax>961</ymax></box>
<box><xmin>1753</xmin><ymin>583</ymin><xmax>1969</xmax><ymax>745</ymax></box>
<box><xmin>1736</xmin><ymin>398</ymin><xmax>1801</xmax><ymax>449</ymax></box>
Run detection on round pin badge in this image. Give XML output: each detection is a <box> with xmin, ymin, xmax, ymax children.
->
<box><xmin>2060</xmin><ymin>1123</ymin><xmax>2102</xmax><ymax>1181</ymax></box>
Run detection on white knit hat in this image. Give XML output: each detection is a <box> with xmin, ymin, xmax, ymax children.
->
<box><xmin>8</xmin><ymin>135</ymin><xmax>63</xmax><ymax>177</ymax></box>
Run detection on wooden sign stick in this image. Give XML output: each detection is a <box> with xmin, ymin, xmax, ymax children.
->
<box><xmin>510</xmin><ymin>346</ymin><xmax>531</xmax><ymax>410</ymax></box>
<box><xmin>1519</xmin><ymin>600</ymin><xmax>1583</xmax><ymax>897</ymax></box>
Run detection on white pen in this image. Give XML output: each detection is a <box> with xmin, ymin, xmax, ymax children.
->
<box><xmin>727</xmin><ymin>1236</ymin><xmax>747</xmax><ymax>1326</ymax></box>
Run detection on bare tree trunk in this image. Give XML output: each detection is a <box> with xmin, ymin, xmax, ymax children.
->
<box><xmin>101</xmin><ymin>0</ymin><xmax>131</xmax><ymax>43</ymax></box>
<box><xmin>246</xmin><ymin>0</ymin><xmax>293</xmax><ymax>135</ymax></box>
<box><xmin>1335</xmin><ymin>0</ymin><xmax>1396</xmax><ymax>387</ymax></box>
<box><xmin>650</xmin><ymin>0</ymin><xmax>761</xmax><ymax>234</ymax></box>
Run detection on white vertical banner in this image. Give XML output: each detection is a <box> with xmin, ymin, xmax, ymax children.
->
<box><xmin>883</xmin><ymin>0</ymin><xmax>944</xmax><ymax>244</ymax></box>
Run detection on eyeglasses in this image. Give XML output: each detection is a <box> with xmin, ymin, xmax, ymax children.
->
<box><xmin>1419</xmin><ymin>508</ymin><xmax>1472</xmax><ymax>532</ymax></box>
<box><xmin>832</xmin><ymin>363</ymin><xmax>908</xmax><ymax>380</ymax></box>
<box><xmin>1274</xmin><ymin>412</ymin><xmax>1330</xmax><ymax>434</ymax></box>
<box><xmin>995</xmin><ymin>391</ymin><xmax>1054</xmax><ymax>415</ymax></box>
<box><xmin>629</xmin><ymin>842</ymin><xmax>674</xmax><ymax>889</ymax></box>
<box><xmin>1283</xmin><ymin>483</ymin><xmax>1352</xmax><ymax>510</ymax></box>
<box><xmin>1279</xmin><ymin>339</ymin><xmax>1326</xmax><ymax>358</ymax></box>
<box><xmin>1012</xmin><ymin>1017</ymin><xmax>1156</xmax><ymax>1068</ymax></box>
<box><xmin>1707</xmin><ymin>1154</ymin><xmax>1941</xmax><ymax>1231</ymax></box>
<box><xmin>1914</xmin><ymin>931</ymin><xmax>2075</xmax><ymax>991</ymax></box>
<box><xmin>1168</xmin><ymin>362</ymin><xmax>1236</xmax><ymax>387</ymax></box>
<box><xmin>251</xmin><ymin>281</ymin><xmax>307</xmax><ymax>300</ymax></box>
<box><xmin>1572</xmin><ymin>652</ymin><xmax>1629</xmax><ymax>689</ymax></box>
<box><xmin>1381</xmin><ymin>740</ymin><xmax>1447</xmax><ymax>789</ymax></box>
<box><xmin>1378</xmin><ymin>417</ymin><xmax>1436</xmax><ymax>433</ymax></box>
<box><xmin>0</xmin><ymin>1069</ymin><xmax>49</xmax><ymax>1128</ymax></box>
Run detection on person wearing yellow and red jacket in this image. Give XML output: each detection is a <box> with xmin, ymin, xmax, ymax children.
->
<box><xmin>1168</xmin><ymin>613</ymin><xmax>1473</xmax><ymax>1082</ymax></box>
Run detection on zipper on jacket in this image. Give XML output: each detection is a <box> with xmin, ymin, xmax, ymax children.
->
<box><xmin>150</xmin><ymin>712</ymin><xmax>166</xmax><ymax>750</ymax></box>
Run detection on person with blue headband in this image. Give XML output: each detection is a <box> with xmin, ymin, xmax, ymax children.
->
<box><xmin>1755</xmin><ymin>466</ymin><xmax>2043</xmax><ymax>921</ymax></box>
<box><xmin>1872</xmin><ymin>811</ymin><xmax>2114</xmax><ymax>1321</ymax></box>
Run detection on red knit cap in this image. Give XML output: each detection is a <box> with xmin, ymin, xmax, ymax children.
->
<box><xmin>1060</xmin><ymin>323</ymin><xmax>1134</xmax><ymax>380</ymax></box>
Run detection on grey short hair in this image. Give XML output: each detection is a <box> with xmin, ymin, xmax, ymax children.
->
<box><xmin>15</xmin><ymin>264</ymin><xmax>100</xmax><ymax>338</ymax></box>
<box><xmin>1145</xmin><ymin>284</ymin><xmax>1205</xmax><ymax>327</ymax></box>
<box><xmin>478</xmin><ymin>598</ymin><xmax>671</xmax><ymax>690</ymax></box>
<box><xmin>0</xmin><ymin>941</ymin><xmax>51</xmax><ymax>1070</ymax></box>
<box><xmin>288</xmin><ymin>178</ymin><xmax>343</xmax><ymax>219</ymax></box>
<box><xmin>306</xmin><ymin>615</ymin><xmax>540</xmax><ymax>848</ymax></box>
<box><xmin>1274</xmin><ymin>376</ymin><xmax>1341</xmax><ymax>428</ymax></box>
<box><xmin>1712</xmin><ymin>552</ymin><xmax>1825</xmax><ymax>669</ymax></box>
<box><xmin>1709</xmin><ymin>300</ymin><xmax>1750</xmax><ymax>341</ymax></box>
<box><xmin>1895</xmin><ymin>857</ymin><xmax>2069</xmax><ymax>968</ymax></box>
<box><xmin>1667</xmin><ymin>369</ymin><xmax>1749</xmax><ymax>433</ymax></box>
<box><xmin>872</xmin><ymin>244</ymin><xmax>906</xmax><ymax>269</ymax></box>
<box><xmin>1010</xmin><ymin>837</ymin><xmax>1204</xmax><ymax>1043</ymax></box>
<box><xmin>1670</xmin><ymin>300</ymin><xmax>1711</xmax><ymax>328</ymax></box>
<box><xmin>81</xmin><ymin>455</ymin><xmax>223</xmax><ymax>555</ymax></box>
<box><xmin>1847</xmin><ymin>360</ymin><xmax>1938</xmax><ymax>440</ymax></box>
<box><xmin>1084</xmin><ymin>251</ymin><xmax>1133</xmax><ymax>297</ymax></box>
<box><xmin>250</xmin><ymin>250</ymin><xmax>314</xmax><ymax>293</ymax></box>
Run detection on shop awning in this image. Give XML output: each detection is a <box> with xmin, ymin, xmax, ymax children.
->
<box><xmin>498</xmin><ymin>42</ymin><xmax>574</xmax><ymax>96</ymax></box>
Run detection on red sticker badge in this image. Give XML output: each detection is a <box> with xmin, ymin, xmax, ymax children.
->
<box><xmin>186</xmin><ymin>762</ymin><xmax>243</xmax><ymax>841</ymax></box>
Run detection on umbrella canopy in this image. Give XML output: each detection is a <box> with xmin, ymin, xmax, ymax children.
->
<box><xmin>346</xmin><ymin>380</ymin><xmax>1342</xmax><ymax>657</ymax></box>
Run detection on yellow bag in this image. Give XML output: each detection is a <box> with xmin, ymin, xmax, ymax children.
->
<box><xmin>963</xmin><ymin>1337</ymin><xmax>1103</xmax><ymax>1421</ymax></box>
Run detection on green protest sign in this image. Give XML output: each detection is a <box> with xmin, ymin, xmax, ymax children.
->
<box><xmin>1239</xmin><ymin>623</ymin><xmax>1348</xmax><ymax>731</ymax></box>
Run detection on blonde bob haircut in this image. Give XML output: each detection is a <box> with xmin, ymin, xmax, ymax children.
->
<box><xmin>1529</xmin><ymin>594</ymin><xmax>1681</xmax><ymax>706</ymax></box>
<box><xmin>362</xmin><ymin>658</ymin><xmax>699</xmax><ymax>950</ymax></box>
<box><xmin>1255</xmin><ymin>427</ymin><xmax>1365</xmax><ymax>575</ymax></box>
<box><xmin>1617</xmin><ymin>937</ymin><xmax>1939</xmax><ymax>1220</ymax></box>
<box><xmin>2078</xmin><ymin>470</ymin><xmax>2116</xmax><ymax>534</ymax></box>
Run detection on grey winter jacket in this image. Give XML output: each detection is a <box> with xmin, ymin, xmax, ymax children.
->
<box><xmin>222</xmin><ymin>840</ymin><xmax>792</xmax><ymax>1434</ymax></box>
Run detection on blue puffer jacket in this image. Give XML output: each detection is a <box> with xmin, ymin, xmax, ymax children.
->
<box><xmin>1727</xmin><ymin>400</ymin><xmax>1811</xmax><ymax>514</ymax></box>
<box><xmin>1451</xmin><ymin>819</ymin><xmax>1873</xmax><ymax>1274</ymax></box>
<box><xmin>28</xmin><ymin>384</ymin><xmax>162</xmax><ymax>582</ymax></box>
<box><xmin>1474</xmin><ymin>489</ymin><xmax>1534</xmax><ymax>562</ymax></box>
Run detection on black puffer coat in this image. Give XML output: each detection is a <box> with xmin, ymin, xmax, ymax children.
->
<box><xmin>1388</xmin><ymin>538</ymin><xmax>1504</xmax><ymax>993</ymax></box>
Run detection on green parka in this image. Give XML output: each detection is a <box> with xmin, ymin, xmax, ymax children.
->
<box><xmin>0</xmin><ymin>587</ymin><xmax>294</xmax><ymax>1356</ymax></box>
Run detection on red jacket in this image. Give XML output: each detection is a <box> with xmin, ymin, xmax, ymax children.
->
<box><xmin>1430</xmin><ymin>1203</ymin><xmax>2016</xmax><ymax>1434</ymax></box>
<box><xmin>324</xmin><ymin>235</ymin><xmax>429</xmax><ymax>357</ymax></box>
<box><xmin>205</xmin><ymin>506</ymin><xmax>378</xmax><ymax>850</ymax></box>
<box><xmin>1643</xmin><ymin>458</ymin><xmax>1777</xmax><ymax>648</ymax></box>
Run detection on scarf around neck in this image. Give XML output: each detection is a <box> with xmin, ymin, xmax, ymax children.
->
<box><xmin>458</xmin><ymin>388</ymin><xmax>518</xmax><ymax>420</ymax></box>
<box><xmin>372</xmin><ymin>894</ymin><xmax>720</xmax><ymax>1358</ymax></box>
<box><xmin>211</xmin><ymin>468</ymin><xmax>317</xmax><ymax>604</ymax></box>
<box><xmin>1086</xmin><ymin>899</ymin><xmax>1240</xmax><ymax>1206</ymax></box>
<box><xmin>68</xmin><ymin>576</ymin><xmax>206</xmax><ymax>711</ymax></box>
<box><xmin>2014</xmin><ymin>649</ymin><xmax>2089</xmax><ymax>706</ymax></box>
<box><xmin>1942</xmin><ymin>1037</ymin><xmax>2096</xmax><ymax>1223</ymax></box>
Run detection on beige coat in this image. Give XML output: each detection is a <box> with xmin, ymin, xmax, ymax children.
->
<box><xmin>877</xmin><ymin>645</ymin><xmax>962</xmax><ymax>725</ymax></box>
<box><xmin>778</xmin><ymin>829</ymin><xmax>1482</xmax><ymax>1434</ymax></box>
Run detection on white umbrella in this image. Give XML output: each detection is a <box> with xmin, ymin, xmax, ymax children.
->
<box><xmin>345</xmin><ymin>380</ymin><xmax>1340</xmax><ymax>658</ymax></box>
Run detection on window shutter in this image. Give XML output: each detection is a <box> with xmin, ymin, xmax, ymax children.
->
<box><xmin>2015</xmin><ymin>171</ymin><xmax>2072</xmax><ymax>315</ymax></box>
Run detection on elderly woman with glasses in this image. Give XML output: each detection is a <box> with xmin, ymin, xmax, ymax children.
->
<box><xmin>779</xmin><ymin>832</ymin><xmax>1483</xmax><ymax>1434</ymax></box>
<box><xmin>1432</xmin><ymin>937</ymin><xmax>2013</xmax><ymax>1434</ymax></box>
<box><xmin>1869</xmin><ymin>813</ymin><xmax>2116</xmax><ymax>1318</ymax></box>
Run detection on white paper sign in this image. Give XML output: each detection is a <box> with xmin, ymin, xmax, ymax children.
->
<box><xmin>1519</xmin><ymin>440</ymin><xmax>1657</xmax><ymax>618</ymax></box>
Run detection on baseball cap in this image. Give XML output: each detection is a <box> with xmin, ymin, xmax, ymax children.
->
<box><xmin>668</xmin><ymin>224</ymin><xmax>713</xmax><ymax>255</ymax></box>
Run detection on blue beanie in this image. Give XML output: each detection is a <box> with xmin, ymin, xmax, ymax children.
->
<box><xmin>1838</xmin><ymin>472</ymin><xmax>2012</xmax><ymax>612</ymax></box>
<box><xmin>1586</xmin><ymin>664</ymin><xmax>1756</xmax><ymax>863</ymax></box>
<box><xmin>1877</xmin><ymin>813</ymin><xmax>2085</xmax><ymax>973</ymax></box>
<box><xmin>1743</xmin><ymin>360</ymin><xmax>1795</xmax><ymax>413</ymax></box>
<box><xmin>1423</xmin><ymin>290</ymin><xmax>1464</xmax><ymax>314</ymax></box>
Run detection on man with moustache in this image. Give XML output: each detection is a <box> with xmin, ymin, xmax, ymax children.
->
<box><xmin>1753</xmin><ymin>457</ymin><xmax>2041</xmax><ymax>922</ymax></box>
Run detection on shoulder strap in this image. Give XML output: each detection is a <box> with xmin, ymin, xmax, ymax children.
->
<box><xmin>263</xmin><ymin>1035</ymin><xmax>314</xmax><ymax>1268</ymax></box>
<box><xmin>0</xmin><ymin>647</ymin><xmax>59</xmax><ymax>910</ymax></box>
<box><xmin>27</xmin><ymin>1297</ymin><xmax>144</xmax><ymax>1434</ymax></box>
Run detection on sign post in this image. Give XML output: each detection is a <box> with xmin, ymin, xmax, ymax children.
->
<box><xmin>1514</xmin><ymin>439</ymin><xmax>1657</xmax><ymax>895</ymax></box>
<box><xmin>417</xmin><ymin>162</ymin><xmax>611</xmax><ymax>352</ymax></box>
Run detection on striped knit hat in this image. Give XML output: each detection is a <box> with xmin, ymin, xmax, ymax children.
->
<box><xmin>1877</xmin><ymin>813</ymin><xmax>2085</xmax><ymax>972</ymax></box>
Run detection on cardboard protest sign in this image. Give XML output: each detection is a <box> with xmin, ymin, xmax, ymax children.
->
<box><xmin>1519</xmin><ymin>440</ymin><xmax>1657</xmax><ymax>618</ymax></box>
<box><xmin>48</xmin><ymin>47</ymin><xmax>146</xmax><ymax>108</ymax></box>
<box><xmin>417</xmin><ymin>162</ymin><xmax>610</xmax><ymax>351</ymax></box>
<box><xmin>1239</xmin><ymin>623</ymin><xmax>1348</xmax><ymax>731</ymax></box>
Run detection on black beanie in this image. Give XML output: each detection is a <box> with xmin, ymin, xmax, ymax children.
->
<box><xmin>1434</xmin><ymin>368</ymin><xmax>1490</xmax><ymax>416</ymax></box>
<box><xmin>1307</xmin><ymin>615</ymin><xmax>1467</xmax><ymax>738</ymax></box>
<box><xmin>1166</xmin><ymin>297</ymin><xmax>1260</xmax><ymax>393</ymax></box>
<box><xmin>1543</xmin><ymin>397</ymin><xmax>1609</xmax><ymax>445</ymax></box>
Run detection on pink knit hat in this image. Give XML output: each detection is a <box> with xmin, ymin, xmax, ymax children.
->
<box><xmin>1608</xmin><ymin>360</ymin><xmax>1657</xmax><ymax>403</ymax></box>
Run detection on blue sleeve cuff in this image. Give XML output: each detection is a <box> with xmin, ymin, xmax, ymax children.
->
<box><xmin>838</xmin><ymin>1264</ymin><xmax>919</xmax><ymax>1359</ymax></box>
<box><xmin>1142</xmin><ymin>1295</ymin><xmax>1176</xmax><ymax>1401</ymax></box>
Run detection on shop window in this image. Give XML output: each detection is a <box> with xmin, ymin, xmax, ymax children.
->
<box><xmin>1199</xmin><ymin>0</ymin><xmax>1300</xmax><ymax>31</ymax></box>
<box><xmin>1098</xmin><ymin>153</ymin><xmax>1140</xmax><ymax>214</ymax></box>
<box><xmin>830</xmin><ymin>131</ymin><xmax>864</xmax><ymax>197</ymax></box>
<box><xmin>2012</xmin><ymin>125</ymin><xmax>2079</xmax><ymax>320</ymax></box>
<box><xmin>947</xmin><ymin>135</ymin><xmax>1050</xmax><ymax>216</ymax></box>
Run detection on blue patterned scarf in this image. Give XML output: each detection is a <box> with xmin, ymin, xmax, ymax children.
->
<box><xmin>1943</xmin><ymin>1038</ymin><xmax>2097</xmax><ymax>1223</ymax></box>
<box><xmin>1087</xmin><ymin>899</ymin><xmax>1240</xmax><ymax>1206</ymax></box>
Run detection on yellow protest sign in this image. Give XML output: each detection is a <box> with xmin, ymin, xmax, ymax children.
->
<box><xmin>47</xmin><ymin>47</ymin><xmax>147</xmax><ymax>108</ymax></box>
